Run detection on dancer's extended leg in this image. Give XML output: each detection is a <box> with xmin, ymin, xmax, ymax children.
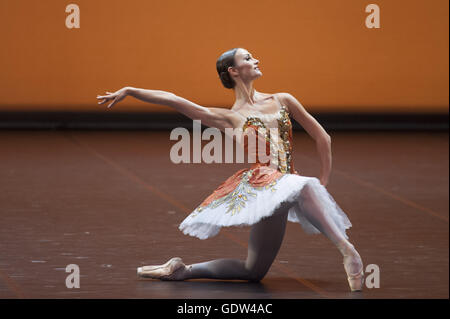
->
<box><xmin>182</xmin><ymin>210</ymin><xmax>289</xmax><ymax>282</ymax></box>
<box><xmin>299</xmin><ymin>182</ymin><xmax>364</xmax><ymax>291</ymax></box>
<box><xmin>298</xmin><ymin>183</ymin><xmax>347</xmax><ymax>245</ymax></box>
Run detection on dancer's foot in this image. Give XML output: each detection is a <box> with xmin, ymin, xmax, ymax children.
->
<box><xmin>137</xmin><ymin>257</ymin><xmax>188</xmax><ymax>281</ymax></box>
<box><xmin>337</xmin><ymin>240</ymin><xmax>364</xmax><ymax>292</ymax></box>
<box><xmin>138</xmin><ymin>257</ymin><xmax>181</xmax><ymax>273</ymax></box>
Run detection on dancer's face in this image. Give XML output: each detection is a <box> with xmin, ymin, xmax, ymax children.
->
<box><xmin>229</xmin><ymin>49</ymin><xmax>262</xmax><ymax>82</ymax></box>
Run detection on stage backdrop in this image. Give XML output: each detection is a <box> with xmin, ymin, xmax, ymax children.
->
<box><xmin>0</xmin><ymin>0</ymin><xmax>448</xmax><ymax>113</ymax></box>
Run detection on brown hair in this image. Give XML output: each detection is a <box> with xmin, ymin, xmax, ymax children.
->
<box><xmin>216</xmin><ymin>48</ymin><xmax>240</xmax><ymax>89</ymax></box>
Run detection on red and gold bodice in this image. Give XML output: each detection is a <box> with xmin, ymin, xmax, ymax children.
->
<box><xmin>240</xmin><ymin>104</ymin><xmax>296</xmax><ymax>174</ymax></box>
<box><xmin>192</xmin><ymin>103</ymin><xmax>299</xmax><ymax>214</ymax></box>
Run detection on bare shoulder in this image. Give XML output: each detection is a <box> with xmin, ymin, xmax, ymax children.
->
<box><xmin>275</xmin><ymin>92</ymin><xmax>294</xmax><ymax>106</ymax></box>
<box><xmin>275</xmin><ymin>92</ymin><xmax>308</xmax><ymax>113</ymax></box>
<box><xmin>275</xmin><ymin>92</ymin><xmax>330</xmax><ymax>141</ymax></box>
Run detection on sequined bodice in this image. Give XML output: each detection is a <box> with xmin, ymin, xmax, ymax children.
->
<box><xmin>241</xmin><ymin>104</ymin><xmax>294</xmax><ymax>173</ymax></box>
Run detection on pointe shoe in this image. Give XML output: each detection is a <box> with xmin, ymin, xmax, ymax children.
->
<box><xmin>137</xmin><ymin>257</ymin><xmax>186</xmax><ymax>281</ymax></box>
<box><xmin>343</xmin><ymin>254</ymin><xmax>364</xmax><ymax>292</ymax></box>
<box><xmin>337</xmin><ymin>240</ymin><xmax>364</xmax><ymax>292</ymax></box>
<box><xmin>138</xmin><ymin>257</ymin><xmax>181</xmax><ymax>273</ymax></box>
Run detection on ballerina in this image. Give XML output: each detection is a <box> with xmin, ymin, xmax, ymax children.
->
<box><xmin>97</xmin><ymin>47</ymin><xmax>364</xmax><ymax>291</ymax></box>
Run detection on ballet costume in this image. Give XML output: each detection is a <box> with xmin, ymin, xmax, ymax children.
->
<box><xmin>138</xmin><ymin>94</ymin><xmax>364</xmax><ymax>291</ymax></box>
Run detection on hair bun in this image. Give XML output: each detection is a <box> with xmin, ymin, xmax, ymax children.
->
<box><xmin>219</xmin><ymin>71</ymin><xmax>233</xmax><ymax>89</ymax></box>
<box><xmin>216</xmin><ymin>48</ymin><xmax>239</xmax><ymax>89</ymax></box>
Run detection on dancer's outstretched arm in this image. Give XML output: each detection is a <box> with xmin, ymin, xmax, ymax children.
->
<box><xmin>280</xmin><ymin>93</ymin><xmax>332</xmax><ymax>187</ymax></box>
<box><xmin>96</xmin><ymin>86</ymin><xmax>235</xmax><ymax>132</ymax></box>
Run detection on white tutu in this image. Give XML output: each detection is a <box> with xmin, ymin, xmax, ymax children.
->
<box><xmin>179</xmin><ymin>171</ymin><xmax>352</xmax><ymax>240</ymax></box>
<box><xmin>179</xmin><ymin>94</ymin><xmax>353</xmax><ymax>240</ymax></box>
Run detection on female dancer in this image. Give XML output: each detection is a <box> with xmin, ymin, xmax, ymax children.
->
<box><xmin>96</xmin><ymin>48</ymin><xmax>364</xmax><ymax>291</ymax></box>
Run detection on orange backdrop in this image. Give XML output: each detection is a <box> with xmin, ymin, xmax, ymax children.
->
<box><xmin>0</xmin><ymin>0</ymin><xmax>448</xmax><ymax>113</ymax></box>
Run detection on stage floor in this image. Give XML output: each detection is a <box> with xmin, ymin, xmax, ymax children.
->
<box><xmin>0</xmin><ymin>130</ymin><xmax>448</xmax><ymax>299</ymax></box>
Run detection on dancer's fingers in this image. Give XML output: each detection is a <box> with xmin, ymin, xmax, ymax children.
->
<box><xmin>107</xmin><ymin>97</ymin><xmax>117</xmax><ymax>108</ymax></box>
<box><xmin>97</xmin><ymin>92</ymin><xmax>114</xmax><ymax>99</ymax></box>
<box><xmin>97</xmin><ymin>97</ymin><xmax>109</xmax><ymax>104</ymax></box>
<box><xmin>97</xmin><ymin>94</ymin><xmax>114</xmax><ymax>101</ymax></box>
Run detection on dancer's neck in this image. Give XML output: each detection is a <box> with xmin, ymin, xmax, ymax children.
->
<box><xmin>233</xmin><ymin>80</ymin><xmax>257</xmax><ymax>105</ymax></box>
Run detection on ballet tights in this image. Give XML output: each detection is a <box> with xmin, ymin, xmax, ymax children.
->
<box><xmin>180</xmin><ymin>183</ymin><xmax>360</xmax><ymax>282</ymax></box>
<box><xmin>183</xmin><ymin>208</ymin><xmax>288</xmax><ymax>282</ymax></box>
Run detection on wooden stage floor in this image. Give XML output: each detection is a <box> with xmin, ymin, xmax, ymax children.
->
<box><xmin>0</xmin><ymin>130</ymin><xmax>448</xmax><ymax>299</ymax></box>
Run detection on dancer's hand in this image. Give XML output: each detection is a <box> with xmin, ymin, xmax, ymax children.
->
<box><xmin>97</xmin><ymin>87</ymin><xmax>130</xmax><ymax>108</ymax></box>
